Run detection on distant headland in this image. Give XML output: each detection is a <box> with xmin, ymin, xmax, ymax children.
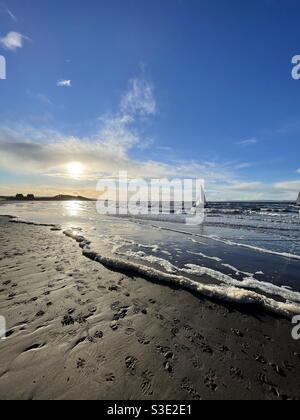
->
<box><xmin>1</xmin><ymin>194</ymin><xmax>95</xmax><ymax>202</ymax></box>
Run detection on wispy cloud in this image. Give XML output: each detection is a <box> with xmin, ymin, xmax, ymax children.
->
<box><xmin>7</xmin><ymin>8</ymin><xmax>17</xmax><ymax>22</ymax></box>
<box><xmin>121</xmin><ymin>78</ymin><xmax>156</xmax><ymax>117</ymax></box>
<box><xmin>236</xmin><ymin>138</ymin><xmax>259</xmax><ymax>147</ymax></box>
<box><xmin>57</xmin><ymin>79</ymin><xmax>72</xmax><ymax>87</ymax></box>
<box><xmin>233</xmin><ymin>162</ymin><xmax>254</xmax><ymax>170</ymax></box>
<box><xmin>0</xmin><ymin>31</ymin><xmax>27</xmax><ymax>50</ymax></box>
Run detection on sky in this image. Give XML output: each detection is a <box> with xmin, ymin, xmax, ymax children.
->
<box><xmin>0</xmin><ymin>0</ymin><xmax>300</xmax><ymax>200</ymax></box>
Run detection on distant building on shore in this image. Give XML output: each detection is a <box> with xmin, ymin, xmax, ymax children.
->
<box><xmin>15</xmin><ymin>194</ymin><xmax>35</xmax><ymax>201</ymax></box>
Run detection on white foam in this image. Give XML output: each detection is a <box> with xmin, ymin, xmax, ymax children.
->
<box><xmin>63</xmin><ymin>229</ymin><xmax>300</xmax><ymax>318</ymax></box>
<box><xmin>120</xmin><ymin>250</ymin><xmax>178</xmax><ymax>274</ymax></box>
<box><xmin>182</xmin><ymin>263</ymin><xmax>300</xmax><ymax>304</ymax></box>
<box><xmin>107</xmin><ymin>236</ymin><xmax>300</xmax><ymax>307</ymax></box>
<box><xmin>221</xmin><ymin>263</ymin><xmax>254</xmax><ymax>278</ymax></box>
<box><xmin>187</xmin><ymin>251</ymin><xmax>222</xmax><ymax>262</ymax></box>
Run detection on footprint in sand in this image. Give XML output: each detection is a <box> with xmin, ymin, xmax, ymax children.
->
<box><xmin>113</xmin><ymin>307</ymin><xmax>129</xmax><ymax>321</ymax></box>
<box><xmin>88</xmin><ymin>331</ymin><xmax>104</xmax><ymax>343</ymax></box>
<box><xmin>164</xmin><ymin>351</ymin><xmax>174</xmax><ymax>360</ymax></box>
<box><xmin>110</xmin><ymin>321</ymin><xmax>118</xmax><ymax>331</ymax></box>
<box><xmin>192</xmin><ymin>357</ymin><xmax>204</xmax><ymax>370</ymax></box>
<box><xmin>181</xmin><ymin>378</ymin><xmax>201</xmax><ymax>400</ymax></box>
<box><xmin>258</xmin><ymin>373</ymin><xmax>272</xmax><ymax>386</ymax></box>
<box><xmin>105</xmin><ymin>373</ymin><xmax>115</xmax><ymax>383</ymax></box>
<box><xmin>164</xmin><ymin>361</ymin><xmax>173</xmax><ymax>373</ymax></box>
<box><xmin>62</xmin><ymin>314</ymin><xmax>75</xmax><ymax>326</ymax></box>
<box><xmin>3</xmin><ymin>280</ymin><xmax>11</xmax><ymax>286</ymax></box>
<box><xmin>125</xmin><ymin>356</ymin><xmax>138</xmax><ymax>374</ymax></box>
<box><xmin>76</xmin><ymin>358</ymin><xmax>86</xmax><ymax>369</ymax></box>
<box><xmin>204</xmin><ymin>371</ymin><xmax>218</xmax><ymax>392</ymax></box>
<box><xmin>108</xmin><ymin>285</ymin><xmax>119</xmax><ymax>292</ymax></box>
<box><xmin>137</xmin><ymin>334</ymin><xmax>150</xmax><ymax>345</ymax></box>
<box><xmin>125</xmin><ymin>328</ymin><xmax>135</xmax><ymax>336</ymax></box>
<box><xmin>141</xmin><ymin>370</ymin><xmax>154</xmax><ymax>396</ymax></box>
<box><xmin>96</xmin><ymin>354</ymin><xmax>106</xmax><ymax>364</ymax></box>
<box><xmin>230</xmin><ymin>366</ymin><xmax>244</xmax><ymax>379</ymax></box>
<box><xmin>269</xmin><ymin>363</ymin><xmax>285</xmax><ymax>377</ymax></box>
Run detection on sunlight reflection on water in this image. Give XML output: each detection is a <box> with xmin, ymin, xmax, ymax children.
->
<box><xmin>63</xmin><ymin>201</ymin><xmax>82</xmax><ymax>217</ymax></box>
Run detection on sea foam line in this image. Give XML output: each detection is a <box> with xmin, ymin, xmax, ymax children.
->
<box><xmin>117</xmin><ymin>248</ymin><xmax>300</xmax><ymax>305</ymax></box>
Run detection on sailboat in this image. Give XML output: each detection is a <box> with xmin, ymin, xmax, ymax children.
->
<box><xmin>297</xmin><ymin>192</ymin><xmax>300</xmax><ymax>207</ymax></box>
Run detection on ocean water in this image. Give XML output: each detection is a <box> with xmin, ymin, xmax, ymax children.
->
<box><xmin>1</xmin><ymin>200</ymin><xmax>300</xmax><ymax>316</ymax></box>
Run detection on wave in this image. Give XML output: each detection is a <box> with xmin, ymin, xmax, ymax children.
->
<box><xmin>117</xmin><ymin>247</ymin><xmax>300</xmax><ymax>305</ymax></box>
<box><xmin>182</xmin><ymin>264</ymin><xmax>300</xmax><ymax>304</ymax></box>
<box><xmin>63</xmin><ymin>228</ymin><xmax>300</xmax><ymax>318</ymax></box>
<box><xmin>205</xmin><ymin>220</ymin><xmax>300</xmax><ymax>233</ymax></box>
<box><xmin>145</xmin><ymin>224</ymin><xmax>300</xmax><ymax>261</ymax></box>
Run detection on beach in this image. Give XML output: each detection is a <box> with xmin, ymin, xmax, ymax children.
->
<box><xmin>0</xmin><ymin>215</ymin><xmax>300</xmax><ymax>400</ymax></box>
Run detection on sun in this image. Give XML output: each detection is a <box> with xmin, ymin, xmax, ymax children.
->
<box><xmin>67</xmin><ymin>162</ymin><xmax>83</xmax><ymax>178</ymax></box>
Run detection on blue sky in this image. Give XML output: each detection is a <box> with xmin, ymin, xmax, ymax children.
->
<box><xmin>0</xmin><ymin>0</ymin><xmax>300</xmax><ymax>200</ymax></box>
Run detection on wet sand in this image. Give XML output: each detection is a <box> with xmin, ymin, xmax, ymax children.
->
<box><xmin>0</xmin><ymin>215</ymin><xmax>299</xmax><ymax>400</ymax></box>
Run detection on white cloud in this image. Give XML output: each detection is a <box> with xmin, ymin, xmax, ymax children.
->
<box><xmin>0</xmin><ymin>127</ymin><xmax>294</xmax><ymax>200</ymax></box>
<box><xmin>0</xmin><ymin>125</ymin><xmax>241</xmax><ymax>188</ymax></box>
<box><xmin>296</xmin><ymin>169</ymin><xmax>300</xmax><ymax>173</ymax></box>
<box><xmin>237</xmin><ymin>138</ymin><xmax>259</xmax><ymax>147</ymax></box>
<box><xmin>121</xmin><ymin>78</ymin><xmax>156</xmax><ymax>117</ymax></box>
<box><xmin>0</xmin><ymin>76</ymin><xmax>283</xmax><ymax>200</ymax></box>
<box><xmin>0</xmin><ymin>31</ymin><xmax>26</xmax><ymax>50</ymax></box>
<box><xmin>57</xmin><ymin>79</ymin><xmax>72</xmax><ymax>87</ymax></box>
<box><xmin>274</xmin><ymin>180</ymin><xmax>300</xmax><ymax>191</ymax></box>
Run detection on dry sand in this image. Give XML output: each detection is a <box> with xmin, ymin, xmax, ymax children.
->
<box><xmin>0</xmin><ymin>215</ymin><xmax>299</xmax><ymax>400</ymax></box>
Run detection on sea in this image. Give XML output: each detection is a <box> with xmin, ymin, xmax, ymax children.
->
<box><xmin>1</xmin><ymin>200</ymin><xmax>300</xmax><ymax>316</ymax></box>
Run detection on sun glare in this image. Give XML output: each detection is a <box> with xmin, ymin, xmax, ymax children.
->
<box><xmin>67</xmin><ymin>162</ymin><xmax>83</xmax><ymax>178</ymax></box>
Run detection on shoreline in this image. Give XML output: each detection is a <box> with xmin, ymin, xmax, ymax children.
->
<box><xmin>0</xmin><ymin>216</ymin><xmax>300</xmax><ymax>400</ymax></box>
<box><xmin>6</xmin><ymin>214</ymin><xmax>300</xmax><ymax>319</ymax></box>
